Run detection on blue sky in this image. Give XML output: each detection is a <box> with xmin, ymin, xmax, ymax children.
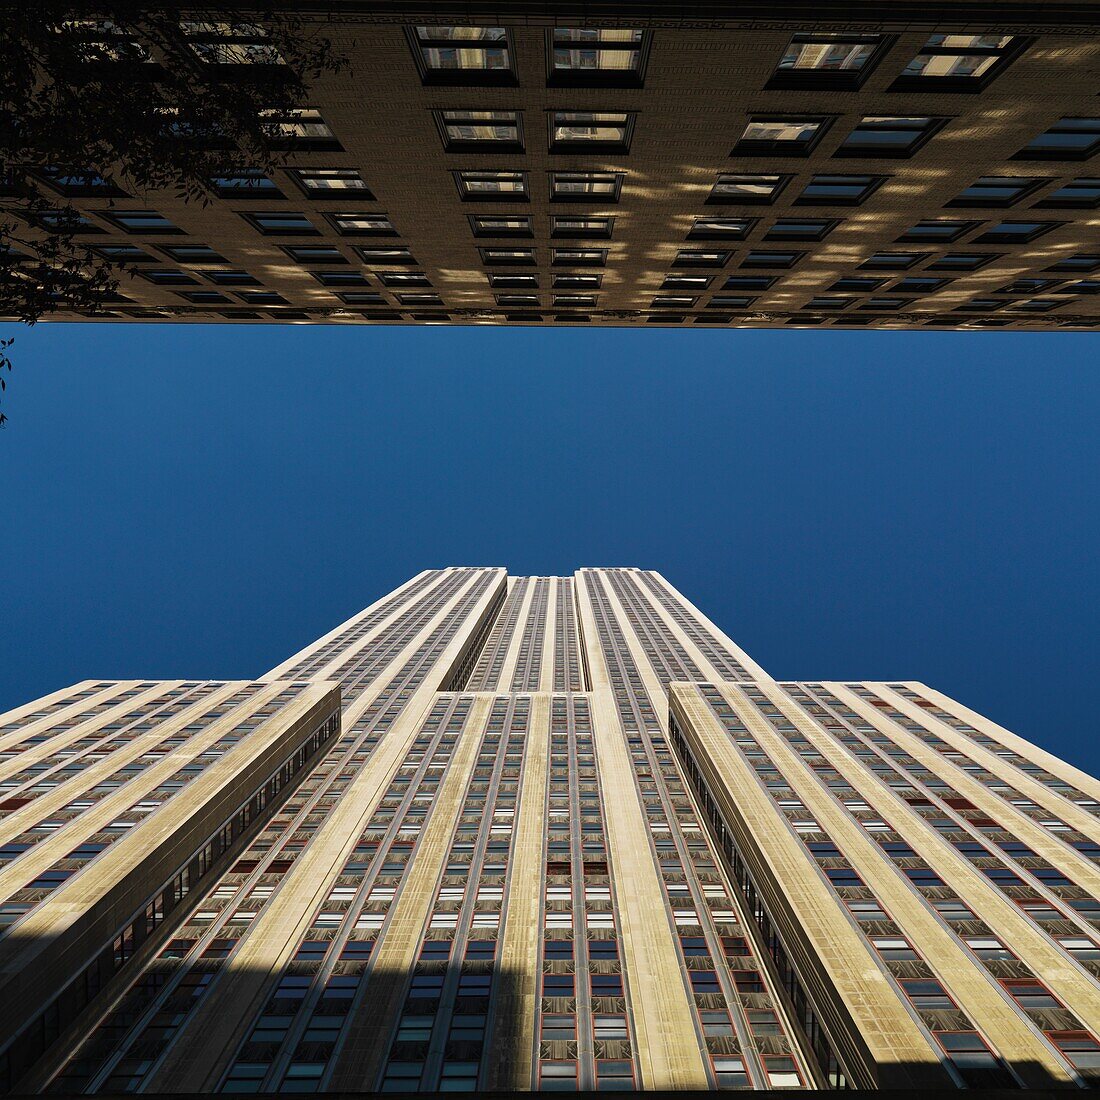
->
<box><xmin>3</xmin><ymin>323</ymin><xmax>1098</xmax><ymax>773</ymax></box>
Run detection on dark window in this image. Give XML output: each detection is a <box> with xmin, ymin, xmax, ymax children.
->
<box><xmin>732</xmin><ymin>117</ymin><xmax>831</xmax><ymax>157</ymax></box>
<box><xmin>1016</xmin><ymin>118</ymin><xmax>1100</xmax><ymax>160</ymax></box>
<box><xmin>897</xmin><ymin>220</ymin><xmax>977</xmax><ymax>242</ymax></box>
<box><xmin>435</xmin><ymin>109</ymin><xmax>522</xmax><ymax>151</ymax></box>
<box><xmin>550</xmin><ymin>172</ymin><xmax>623</xmax><ymax>202</ymax></box>
<box><xmin>550</xmin><ymin>111</ymin><xmax>634</xmax><ymax>153</ymax></box>
<box><xmin>1036</xmin><ymin>178</ymin><xmax>1100</xmax><ymax>208</ymax></box>
<box><xmin>454</xmin><ymin>170</ymin><xmax>528</xmax><ymax>201</ymax></box>
<box><xmin>548</xmin><ymin>28</ymin><xmax>649</xmax><ymax>88</ymax></box>
<box><xmin>242</xmin><ymin>212</ymin><xmax>318</xmax><ymax>236</ymax></box>
<box><xmin>836</xmin><ymin>116</ymin><xmax>945</xmax><ymax>158</ymax></box>
<box><xmin>709</xmin><ymin>174</ymin><xmax>789</xmax><ymax>205</ymax></box>
<box><xmin>796</xmin><ymin>174</ymin><xmax>886</xmax><ymax>205</ymax></box>
<box><xmin>764</xmin><ymin>218</ymin><xmax>837</xmax><ymax>241</ymax></box>
<box><xmin>948</xmin><ymin>176</ymin><xmax>1047</xmax><ymax>207</ymax></box>
<box><xmin>974</xmin><ymin>221</ymin><xmax>1060</xmax><ymax>244</ymax></box>
<box><xmin>409</xmin><ymin>26</ymin><xmax>515</xmax><ymax>85</ymax></box>
<box><xmin>209</xmin><ymin>170</ymin><xmax>282</xmax><ymax>198</ymax></box>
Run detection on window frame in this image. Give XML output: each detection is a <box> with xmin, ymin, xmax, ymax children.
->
<box><xmin>546</xmin><ymin>28</ymin><xmax>651</xmax><ymax>88</ymax></box>
<box><xmin>407</xmin><ymin>25</ymin><xmax>517</xmax><ymax>86</ymax></box>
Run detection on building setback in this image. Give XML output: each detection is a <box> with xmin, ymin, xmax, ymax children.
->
<box><xmin>10</xmin><ymin>4</ymin><xmax>1100</xmax><ymax>331</ymax></box>
<box><xmin>0</xmin><ymin>567</ymin><xmax>1098</xmax><ymax>1092</ymax></box>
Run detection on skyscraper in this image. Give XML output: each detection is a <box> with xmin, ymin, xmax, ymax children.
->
<box><xmin>1</xmin><ymin>568</ymin><xmax>1098</xmax><ymax>1092</ymax></box>
<box><xmin>9</xmin><ymin>8</ymin><xmax>1100</xmax><ymax>331</ymax></box>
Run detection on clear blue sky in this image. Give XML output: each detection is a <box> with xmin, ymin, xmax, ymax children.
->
<box><xmin>3</xmin><ymin>323</ymin><xmax>1098</xmax><ymax>774</ymax></box>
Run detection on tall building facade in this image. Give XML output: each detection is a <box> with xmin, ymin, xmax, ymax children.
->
<box><xmin>1</xmin><ymin>567</ymin><xmax>1099</xmax><ymax>1093</ymax></box>
<box><xmin>8</xmin><ymin>5</ymin><xmax>1100</xmax><ymax>331</ymax></box>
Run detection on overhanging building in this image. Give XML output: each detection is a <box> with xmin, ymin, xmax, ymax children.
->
<box><xmin>1</xmin><ymin>568</ymin><xmax>1099</xmax><ymax>1092</ymax></box>
<box><xmin>8</xmin><ymin>5</ymin><xmax>1100</xmax><ymax>331</ymax></box>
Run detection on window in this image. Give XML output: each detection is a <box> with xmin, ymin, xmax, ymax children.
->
<box><xmin>749</xmin><ymin>1009</ymin><xmax>782</xmax><ymax>1035</ymax></box>
<box><xmin>410</xmin><ymin>26</ymin><xmax>514</xmax><ymax>84</ymax></box>
<box><xmin>892</xmin><ymin>277</ymin><xmax>950</xmax><ymax>294</ymax></box>
<box><xmin>836</xmin><ymin>116</ymin><xmax>945</xmax><ymax>158</ymax></box>
<box><xmin>543</xmin><ymin>974</ymin><xmax>574</xmax><ymax>997</ymax></box>
<box><xmin>549</xmin><ymin>28</ymin><xmax>648</xmax><ymax>87</ymax></box>
<box><xmin>312</xmin><ymin>271</ymin><xmax>372</xmax><ymax>287</ymax></box>
<box><xmin>860</xmin><ymin>251</ymin><xmax>925</xmax><ymax>270</ymax></box>
<box><xmin>488</xmin><ymin>274</ymin><xmax>537</xmax><ymax>289</ymax></box>
<box><xmin>496</xmin><ymin>294</ymin><xmax>539</xmax><ymax>307</ymax></box>
<box><xmin>733</xmin><ymin>117</ymin><xmax>831</xmax><ymax>156</ymax></box>
<box><xmin>90</xmin><ymin>244</ymin><xmax>157</xmax><ymax>263</ymax></box>
<box><xmin>590</xmin><ymin>973</ymin><xmax>623</xmax><ymax>997</ymax></box>
<box><xmin>807</xmin><ymin>296</ymin><xmax>853</xmax><ymax>310</ymax></box>
<box><xmin>242</xmin><ymin>212</ymin><xmax>317</xmax><ymax>236</ymax></box>
<box><xmin>892</xmin><ymin>35</ymin><xmax>1025</xmax><ymax>92</ymax></box>
<box><xmin>712</xmin><ymin>1057</ymin><xmax>749</xmax><ymax>1088</ymax></box>
<box><xmin>724</xmin><ymin>276</ymin><xmax>776</xmax><ymax>291</ymax></box>
<box><xmin>825</xmin><ymin>868</ymin><xmax>863</xmax><ymax>888</ymax></box>
<box><xmin>178</xmin><ymin>290</ymin><xmax>230</xmax><ymax>304</ymax></box>
<box><xmin>161</xmin><ymin>245</ymin><xmax>227</xmax><ymax>263</ymax></box>
<box><xmin>901</xmin><ymin>979</ymin><xmax>954</xmax><ymax>1009</ymax></box>
<box><xmin>673</xmin><ymin>250</ymin><xmax>731</xmax><ymax>267</ymax></box>
<box><xmin>846</xmin><ymin>898</ymin><xmax>888</xmax><ymax>920</ymax></box>
<box><xmin>764</xmin><ymin>218</ymin><xmax>837</xmax><ymax>241</ymax></box>
<box><xmin>139</xmin><ymin>269</ymin><xmax>197</xmax><ymax>286</ymax></box>
<box><xmin>764</xmin><ymin>1056</ymin><xmax>803</xmax><ymax>1088</ymax></box>
<box><xmin>827</xmin><ymin>275</ymin><xmax>888</xmax><ymax>292</ymax></box>
<box><xmin>937</xmin><ymin>1033</ymin><xmax>1011</xmax><ymax>1087</ymax></box>
<box><xmin>326</xmin><ymin>212</ymin><xmax>397</xmax><ymax>236</ymax></box>
<box><xmin>290</xmin><ymin>169</ymin><xmax>372</xmax><ymax>197</ymax></box>
<box><xmin>996</xmin><ymin>277</ymin><xmax>1061</xmax><ymax>295</ymax></box>
<box><xmin>396</xmin><ymin>293</ymin><xmax>442</xmax><ymax>306</ymax></box>
<box><xmin>974</xmin><ymin>221</ymin><xmax>1059</xmax><ymax>244</ymax></box>
<box><xmin>554</xmin><ymin>294</ymin><xmax>597</xmax><ymax>307</ymax></box>
<box><xmin>741</xmin><ymin>250</ymin><xmax>803</xmax><ymax>269</ymax></box>
<box><xmin>552</xmin><ymin>248</ymin><xmax>606</xmax><ymax>266</ymax></box>
<box><xmin>797</xmin><ymin>174</ymin><xmax>885</xmax><ymax>205</ymax></box>
<box><xmin>688</xmin><ymin>217</ymin><xmax>755</xmax><ymax>240</ymax></box>
<box><xmin>551</xmin><ymin>216</ymin><xmax>613</xmax><ymax>238</ymax></box>
<box><xmin>708</xmin><ymin>295</ymin><xmax>755</xmax><ymax>308</ymax></box>
<box><xmin>469</xmin><ymin>215</ymin><xmax>533</xmax><ymax>238</ymax></box>
<box><xmin>553</xmin><ymin>273</ymin><xmax>600</xmax><ymax>289</ymax></box>
<box><xmin>237</xmin><ymin>290</ymin><xmax>288</xmax><ymax>305</ymax></box>
<box><xmin>964</xmin><ymin>936</ymin><xmax>1013</xmax><ymax>960</ymax></box>
<box><xmin>550</xmin><ymin>111</ymin><xmax>634</xmax><ymax>152</ymax></box>
<box><xmin>61</xmin><ymin>19</ymin><xmax>152</xmax><ymax>64</ymax></box>
<box><xmin>541</xmin><ymin>1014</ymin><xmax>575</xmax><ymax>1041</ymax></box>
<box><xmin>356</xmin><ymin>247</ymin><xmax>415</xmax><ymax>265</ymax></box>
<box><xmin>949</xmin><ymin>176</ymin><xmax>1047</xmax><ymax>207</ymax></box>
<box><xmin>709</xmin><ymin>174</ymin><xmax>789</xmax><ymax>205</ymax></box>
<box><xmin>1047</xmin><ymin>253</ymin><xmax>1100</xmax><ymax>272</ymax></box>
<box><xmin>927</xmin><ymin>252</ymin><xmax>997</xmax><ymax>271</ymax></box>
<box><xmin>1037</xmin><ymin>177</ymin><xmax>1100</xmax><ymax>208</ymax></box>
<box><xmin>261</xmin><ymin>109</ymin><xmax>342</xmax><ymax>152</ymax></box>
<box><xmin>377</xmin><ymin>272</ymin><xmax>431</xmax><ymax>287</ymax></box>
<box><xmin>701</xmin><ymin>1011</ymin><xmax>733</xmax><ymax>1038</ymax></box>
<box><xmin>897</xmin><ymin>220</ymin><xmax>978</xmax><ymax>242</ymax></box>
<box><xmin>180</xmin><ymin>21</ymin><xmax>284</xmax><ymax>66</ymax></box>
<box><xmin>1001</xmin><ymin>979</ymin><xmax>1060</xmax><ymax>1009</ymax></box>
<box><xmin>663</xmin><ymin>274</ymin><xmax>711</xmax><ymax>289</ymax></box>
<box><xmin>283</xmin><ymin>246</ymin><xmax>346</xmax><ymax>265</ymax></box>
<box><xmin>209</xmin><ymin>170</ymin><xmax>282</xmax><ymax>198</ymax></box>
<box><xmin>101</xmin><ymin>210</ymin><xmax>181</xmax><ymax>234</ymax></box>
<box><xmin>1017</xmin><ymin>118</ymin><xmax>1100</xmax><ymax>160</ymax></box>
<box><xmin>1048</xmin><ymin>1031</ymin><xmax>1100</xmax><ymax>1071</ymax></box>
<box><xmin>436</xmin><ymin>109</ymin><xmax>522</xmax><ymax>151</ymax></box>
<box><xmin>455</xmin><ymin>170</ymin><xmax>528</xmax><ymax>200</ymax></box>
<box><xmin>550</xmin><ymin>172</ymin><xmax>623</xmax><ymax>202</ymax></box>
<box><xmin>480</xmin><ymin>247</ymin><xmax>536</xmax><ymax>266</ymax></box>
<box><xmin>768</xmin><ymin>33</ymin><xmax>888</xmax><ymax>89</ymax></box>
<box><xmin>33</xmin><ymin>168</ymin><xmax>126</xmax><ymax>197</ymax></box>
<box><xmin>871</xmin><ymin>936</ymin><xmax>918</xmax><ymax>960</ymax></box>
<box><xmin>338</xmin><ymin>292</ymin><xmax>387</xmax><ymax>306</ymax></box>
<box><xmin>204</xmin><ymin>270</ymin><xmax>260</xmax><ymax>286</ymax></box>
<box><xmin>904</xmin><ymin>868</ymin><xmax>944</xmax><ymax>887</ymax></box>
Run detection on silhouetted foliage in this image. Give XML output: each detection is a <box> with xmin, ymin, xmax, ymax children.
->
<box><xmin>0</xmin><ymin>3</ymin><xmax>344</xmax><ymax>424</ymax></box>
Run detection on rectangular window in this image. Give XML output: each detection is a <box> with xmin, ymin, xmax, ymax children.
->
<box><xmin>549</xmin><ymin>172</ymin><xmax>623</xmax><ymax>202</ymax></box>
<box><xmin>733</xmin><ymin>117</ymin><xmax>830</xmax><ymax>156</ymax></box>
<box><xmin>550</xmin><ymin>111</ymin><xmax>634</xmax><ymax>152</ymax></box>
<box><xmin>283</xmin><ymin>246</ymin><xmax>346</xmax><ymax>265</ymax></box>
<box><xmin>712</xmin><ymin>1057</ymin><xmax>749</xmax><ymax>1088</ymax></box>
<box><xmin>708</xmin><ymin>295</ymin><xmax>755</xmax><ymax>309</ymax></box>
<box><xmin>101</xmin><ymin>211</ymin><xmax>181</xmax><ymax>234</ymax></box>
<box><xmin>927</xmin><ymin>252</ymin><xmax>997</xmax><ymax>271</ymax></box>
<box><xmin>326</xmin><ymin>212</ymin><xmax>397</xmax><ymax>236</ymax></box>
<box><xmin>807</xmin><ymin>296</ymin><xmax>853</xmax><ymax>310</ymax></box>
<box><xmin>355</xmin><ymin>247</ymin><xmax>415</xmax><ymax>265</ymax></box>
<box><xmin>290</xmin><ymin>169</ymin><xmax>372</xmax><ymax>197</ymax></box>
<box><xmin>496</xmin><ymin>294</ymin><xmax>539</xmax><ymax>307</ymax></box>
<box><xmin>488</xmin><ymin>274</ymin><xmax>538</xmax><ymax>289</ymax></box>
<box><xmin>377</xmin><ymin>271</ymin><xmax>431</xmax><ymax>287</ymax></box>
<box><xmin>1047</xmin><ymin>253</ymin><xmax>1100</xmax><ymax>272</ymax></box>
<box><xmin>724</xmin><ymin>276</ymin><xmax>776</xmax><ymax>291</ymax></box>
<box><xmin>1036</xmin><ymin>177</ymin><xmax>1100</xmax><ymax>208</ymax></box>
<box><xmin>764</xmin><ymin>1056</ymin><xmax>803</xmax><ymax>1088</ymax></box>
<box><xmin>241</xmin><ymin>212</ymin><xmax>318</xmax><ymax>236</ymax></box>
<box><xmin>91</xmin><ymin>244</ymin><xmax>157</xmax><ymax>263</ymax></box>
<box><xmin>312</xmin><ymin>271</ymin><xmax>372</xmax><ymax>287</ymax></box>
<box><xmin>948</xmin><ymin>176</ymin><xmax>1047</xmax><ymax>207</ymax></box>
<box><xmin>480</xmin><ymin>247</ymin><xmax>536</xmax><ymax>266</ymax></box>
<box><xmin>552</xmin><ymin>248</ymin><xmax>606</xmax><ymax>266</ymax></box>
<box><xmin>209</xmin><ymin>170</ymin><xmax>282</xmax><ymax>198</ymax></box>
<box><xmin>261</xmin><ymin>109</ymin><xmax>341</xmax><ymax>151</ymax></box>
<box><xmin>455</xmin><ymin>170</ymin><xmax>528</xmax><ymax>200</ymax></box>
<box><xmin>740</xmin><ymin>250</ymin><xmax>803</xmax><ymax>269</ymax></box>
<box><xmin>550</xmin><ymin>215</ymin><xmax>613</xmax><ymax>238</ymax></box>
<box><xmin>710</xmin><ymin>174</ymin><xmax>789</xmax><ymax>205</ymax></box>
<box><xmin>541</xmin><ymin>1014</ymin><xmax>576</xmax><ymax>1042</ymax></box>
<box><xmin>892</xmin><ymin>35</ymin><xmax>1025</xmax><ymax>92</ymax></box>
<box><xmin>553</xmin><ymin>273</ymin><xmax>600</xmax><ymax>289</ymax></box>
<box><xmin>181</xmin><ymin>21</ymin><xmax>284</xmax><ymax>66</ymax></box>
<box><xmin>410</xmin><ymin>26</ymin><xmax>514</xmax><ymax>84</ymax></box>
<box><xmin>797</xmin><ymin>174</ymin><xmax>886</xmax><ymax>205</ymax></box>
<box><xmin>974</xmin><ymin>221</ymin><xmax>1059</xmax><ymax>244</ymax></box>
<box><xmin>688</xmin><ymin>217</ymin><xmax>755</xmax><ymax>240</ymax></box>
<box><xmin>436</xmin><ymin>109</ymin><xmax>522</xmax><ymax>151</ymax></box>
<box><xmin>161</xmin><ymin>245</ymin><xmax>227</xmax><ymax>263</ymax></box>
<box><xmin>768</xmin><ymin>33</ymin><xmax>888</xmax><ymax>89</ymax></box>
<box><xmin>764</xmin><ymin>218</ymin><xmax>837</xmax><ymax>241</ymax></box>
<box><xmin>836</xmin><ymin>116</ymin><xmax>945</xmax><ymax>158</ymax></box>
<box><xmin>892</xmin><ymin>277</ymin><xmax>950</xmax><ymax>294</ymax></box>
<box><xmin>859</xmin><ymin>251</ymin><xmax>925</xmax><ymax>270</ymax></box>
<box><xmin>897</xmin><ymin>220</ymin><xmax>977</xmax><ymax>242</ymax></box>
<box><xmin>139</xmin><ymin>269</ymin><xmax>197</xmax><ymax>286</ymax></box>
<box><xmin>469</xmin><ymin>215</ymin><xmax>533</xmax><ymax>238</ymax></box>
<box><xmin>900</xmin><ymin>979</ymin><xmax>954</xmax><ymax>1009</ymax></box>
<box><xmin>674</xmin><ymin>249</ymin><xmax>731</xmax><ymax>267</ymax></box>
<box><xmin>549</xmin><ymin>28</ymin><xmax>648</xmax><ymax>87</ymax></box>
<box><xmin>1016</xmin><ymin>118</ymin><xmax>1100</xmax><ymax>160</ymax></box>
<box><xmin>203</xmin><ymin>270</ymin><xmax>260</xmax><ymax>286</ymax></box>
<box><xmin>33</xmin><ymin>168</ymin><xmax>126</xmax><ymax>197</ymax></box>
